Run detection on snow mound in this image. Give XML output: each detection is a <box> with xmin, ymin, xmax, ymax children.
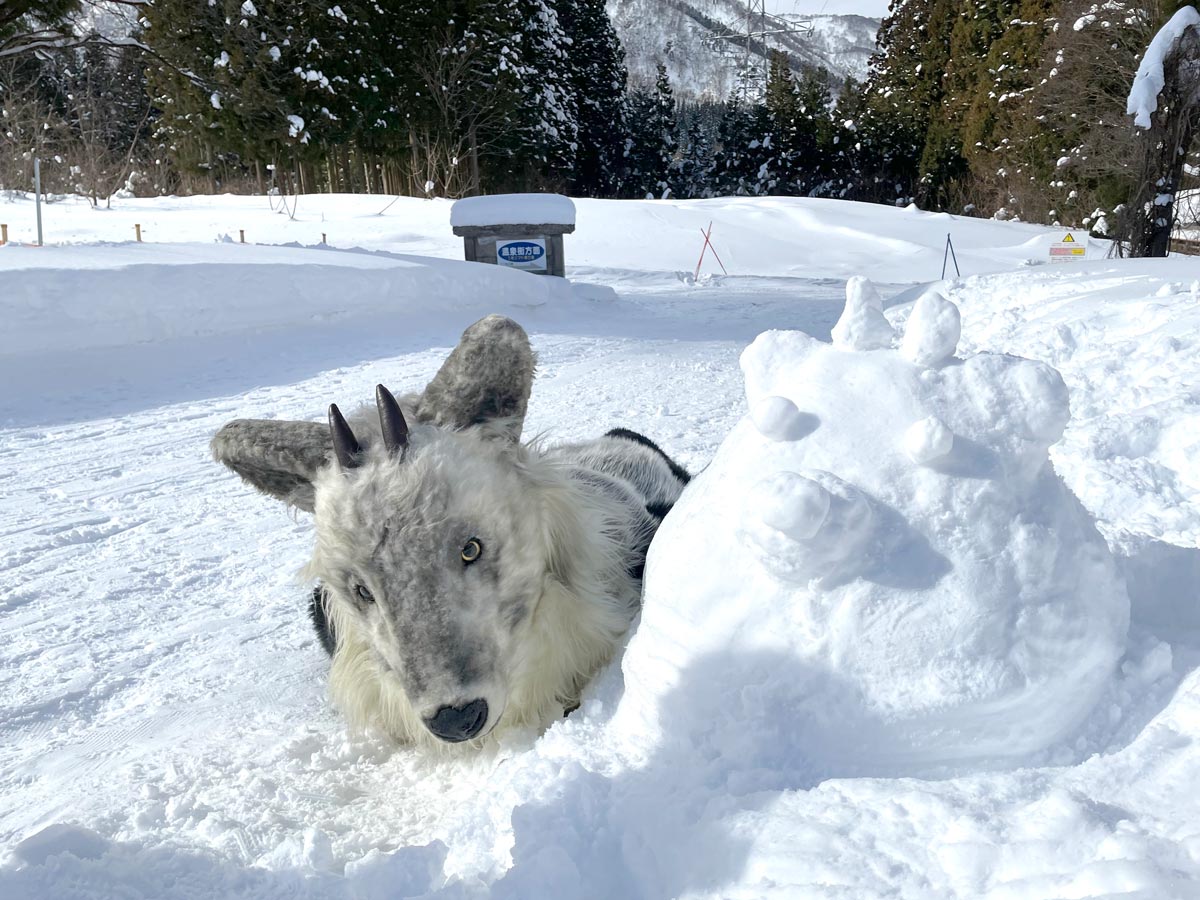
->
<box><xmin>620</xmin><ymin>282</ymin><xmax>1130</xmax><ymax>774</ymax></box>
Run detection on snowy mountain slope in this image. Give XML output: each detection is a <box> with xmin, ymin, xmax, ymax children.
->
<box><xmin>608</xmin><ymin>0</ymin><xmax>879</xmax><ymax>99</ymax></box>
<box><xmin>1</xmin><ymin>194</ymin><xmax>1199</xmax><ymax>898</ymax></box>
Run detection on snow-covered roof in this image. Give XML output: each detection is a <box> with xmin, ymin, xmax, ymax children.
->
<box><xmin>450</xmin><ymin>193</ymin><xmax>576</xmax><ymax>228</ymax></box>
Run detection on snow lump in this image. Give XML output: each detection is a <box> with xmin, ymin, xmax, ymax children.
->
<box><xmin>617</xmin><ymin>280</ymin><xmax>1129</xmax><ymax>775</ymax></box>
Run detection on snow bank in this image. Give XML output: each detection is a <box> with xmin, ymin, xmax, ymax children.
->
<box><xmin>930</xmin><ymin>261</ymin><xmax>1200</xmax><ymax>553</ymax></box>
<box><xmin>0</xmin><ymin>191</ymin><xmax>1071</xmax><ymax>282</ymax></box>
<box><xmin>449</xmin><ymin>193</ymin><xmax>576</xmax><ymax>227</ymax></box>
<box><xmin>0</xmin><ymin>243</ymin><xmax>585</xmax><ymax>358</ymax></box>
<box><xmin>620</xmin><ymin>281</ymin><xmax>1130</xmax><ymax>773</ymax></box>
<box><xmin>1127</xmin><ymin>6</ymin><xmax>1200</xmax><ymax>128</ymax></box>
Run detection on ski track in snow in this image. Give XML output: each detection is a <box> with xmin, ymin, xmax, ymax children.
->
<box><xmin>0</xmin><ymin>194</ymin><xmax>1198</xmax><ymax>897</ymax></box>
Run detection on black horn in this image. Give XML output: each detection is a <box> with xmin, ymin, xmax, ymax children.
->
<box><xmin>328</xmin><ymin>403</ymin><xmax>363</xmax><ymax>469</ymax></box>
<box><xmin>376</xmin><ymin>384</ymin><xmax>409</xmax><ymax>457</ymax></box>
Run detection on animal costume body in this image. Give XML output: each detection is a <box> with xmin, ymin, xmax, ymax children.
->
<box><xmin>213</xmin><ymin>316</ymin><xmax>688</xmax><ymax>748</ymax></box>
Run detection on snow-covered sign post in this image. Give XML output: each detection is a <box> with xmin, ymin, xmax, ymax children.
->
<box><xmin>450</xmin><ymin>193</ymin><xmax>576</xmax><ymax>278</ymax></box>
<box><xmin>1123</xmin><ymin>6</ymin><xmax>1200</xmax><ymax>257</ymax></box>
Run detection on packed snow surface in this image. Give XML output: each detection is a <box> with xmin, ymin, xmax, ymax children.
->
<box><xmin>1</xmin><ymin>192</ymin><xmax>1198</xmax><ymax>898</ymax></box>
<box><xmin>449</xmin><ymin>193</ymin><xmax>576</xmax><ymax>228</ymax></box>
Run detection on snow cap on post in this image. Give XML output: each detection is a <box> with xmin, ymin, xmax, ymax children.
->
<box><xmin>450</xmin><ymin>194</ymin><xmax>576</xmax><ymax>229</ymax></box>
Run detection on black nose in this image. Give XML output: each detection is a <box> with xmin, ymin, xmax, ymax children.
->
<box><xmin>425</xmin><ymin>699</ymin><xmax>489</xmax><ymax>743</ymax></box>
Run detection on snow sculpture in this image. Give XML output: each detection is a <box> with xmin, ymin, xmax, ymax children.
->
<box><xmin>750</xmin><ymin>395</ymin><xmax>814</xmax><ymax>442</ymax></box>
<box><xmin>903</xmin><ymin>415</ymin><xmax>954</xmax><ymax>465</ymax></box>
<box><xmin>901</xmin><ymin>289</ymin><xmax>961</xmax><ymax>366</ymax></box>
<box><xmin>618</xmin><ymin>281</ymin><xmax>1129</xmax><ymax>774</ymax></box>
<box><xmin>831</xmin><ymin>276</ymin><xmax>894</xmax><ymax>350</ymax></box>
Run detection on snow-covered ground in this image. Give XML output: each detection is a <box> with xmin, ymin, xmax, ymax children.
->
<box><xmin>1</xmin><ymin>192</ymin><xmax>1198</xmax><ymax>898</ymax></box>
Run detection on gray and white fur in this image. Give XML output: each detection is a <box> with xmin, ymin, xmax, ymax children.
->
<box><xmin>212</xmin><ymin>315</ymin><xmax>688</xmax><ymax>749</ymax></box>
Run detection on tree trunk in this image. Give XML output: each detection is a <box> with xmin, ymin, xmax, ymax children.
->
<box><xmin>468</xmin><ymin>127</ymin><xmax>481</xmax><ymax>197</ymax></box>
<box><xmin>1124</xmin><ymin>26</ymin><xmax>1200</xmax><ymax>257</ymax></box>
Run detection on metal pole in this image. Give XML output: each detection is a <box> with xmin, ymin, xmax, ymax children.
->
<box><xmin>34</xmin><ymin>157</ymin><xmax>44</xmax><ymax>247</ymax></box>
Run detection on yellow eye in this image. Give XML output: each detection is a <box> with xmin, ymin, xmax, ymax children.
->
<box><xmin>461</xmin><ymin>538</ymin><xmax>483</xmax><ymax>564</ymax></box>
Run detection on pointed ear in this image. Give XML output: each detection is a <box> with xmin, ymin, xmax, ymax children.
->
<box><xmin>211</xmin><ymin>419</ymin><xmax>331</xmax><ymax>513</ymax></box>
<box><xmin>414</xmin><ymin>315</ymin><xmax>535</xmax><ymax>442</ymax></box>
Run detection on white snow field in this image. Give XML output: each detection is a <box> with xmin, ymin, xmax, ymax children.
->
<box><xmin>1</xmin><ymin>192</ymin><xmax>1199</xmax><ymax>899</ymax></box>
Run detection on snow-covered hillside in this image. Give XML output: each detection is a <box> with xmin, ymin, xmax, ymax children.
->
<box><xmin>608</xmin><ymin>0</ymin><xmax>879</xmax><ymax>99</ymax></box>
<box><xmin>1</xmin><ymin>192</ymin><xmax>1199</xmax><ymax>898</ymax></box>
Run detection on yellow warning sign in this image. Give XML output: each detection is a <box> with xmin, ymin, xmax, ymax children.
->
<box><xmin>1049</xmin><ymin>231</ymin><xmax>1089</xmax><ymax>263</ymax></box>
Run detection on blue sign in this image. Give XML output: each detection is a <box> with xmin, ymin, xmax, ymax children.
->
<box><xmin>496</xmin><ymin>239</ymin><xmax>547</xmax><ymax>270</ymax></box>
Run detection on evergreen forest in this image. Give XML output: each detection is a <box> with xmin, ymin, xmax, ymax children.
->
<box><xmin>2</xmin><ymin>1</ymin><xmax>1198</xmax><ymax>254</ymax></box>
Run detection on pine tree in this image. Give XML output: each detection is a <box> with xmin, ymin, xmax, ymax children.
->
<box><xmin>794</xmin><ymin>67</ymin><xmax>835</xmax><ymax>194</ymax></box>
<box><xmin>398</xmin><ymin>0</ymin><xmax>577</xmax><ymax>195</ymax></box>
<box><xmin>499</xmin><ymin>0</ymin><xmax>579</xmax><ymax>190</ymax></box>
<box><xmin>712</xmin><ymin>84</ymin><xmax>766</xmax><ymax>196</ymax></box>
<box><xmin>0</xmin><ymin>1</ymin><xmax>82</xmax><ymax>56</ymax></box>
<box><xmin>972</xmin><ymin>0</ymin><xmax>1161</xmax><ymax>228</ymax></box>
<box><xmin>621</xmin><ymin>63</ymin><xmax>676</xmax><ymax>198</ymax></box>
<box><xmin>143</xmin><ymin>0</ymin><xmax>350</xmax><ymax>182</ymax></box>
<box><xmin>63</xmin><ymin>40</ymin><xmax>156</xmax><ymax>203</ymax></box>
<box><xmin>859</xmin><ymin>0</ymin><xmax>958</xmax><ymax>206</ymax></box>
<box><xmin>557</xmin><ymin>0</ymin><xmax>627</xmax><ymax>197</ymax></box>
<box><xmin>764</xmin><ymin>51</ymin><xmax>800</xmax><ymax>193</ymax></box>
<box><xmin>673</xmin><ymin>104</ymin><xmax>718</xmax><ymax>198</ymax></box>
<box><xmin>829</xmin><ymin>77</ymin><xmax>868</xmax><ymax>199</ymax></box>
<box><xmin>400</xmin><ymin>1</ymin><xmax>530</xmax><ymax>196</ymax></box>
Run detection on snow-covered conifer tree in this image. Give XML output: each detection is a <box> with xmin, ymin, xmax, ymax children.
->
<box><xmin>557</xmin><ymin>0</ymin><xmax>627</xmax><ymax>197</ymax></box>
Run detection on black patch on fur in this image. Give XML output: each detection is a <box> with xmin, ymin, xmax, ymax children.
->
<box><xmin>605</xmin><ymin>428</ymin><xmax>692</xmax><ymax>485</ymax></box>
<box><xmin>627</xmin><ymin>560</ymin><xmax>646</xmax><ymax>582</ymax></box>
<box><xmin>646</xmin><ymin>501</ymin><xmax>673</xmax><ymax>521</ymax></box>
<box><xmin>309</xmin><ymin>586</ymin><xmax>337</xmax><ymax>656</ymax></box>
<box><xmin>626</xmin><ymin>505</ymin><xmax>662</xmax><ymax>584</ymax></box>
